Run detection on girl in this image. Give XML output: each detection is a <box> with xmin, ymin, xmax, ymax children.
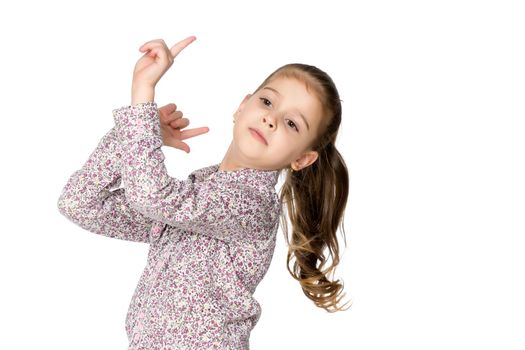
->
<box><xmin>57</xmin><ymin>36</ymin><xmax>351</xmax><ymax>349</ymax></box>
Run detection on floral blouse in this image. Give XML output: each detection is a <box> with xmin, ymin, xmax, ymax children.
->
<box><xmin>57</xmin><ymin>102</ymin><xmax>281</xmax><ymax>349</ymax></box>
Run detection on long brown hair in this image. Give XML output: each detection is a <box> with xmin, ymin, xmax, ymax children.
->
<box><xmin>252</xmin><ymin>63</ymin><xmax>352</xmax><ymax>312</ymax></box>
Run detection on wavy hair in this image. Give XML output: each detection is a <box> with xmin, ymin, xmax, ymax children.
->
<box><xmin>252</xmin><ymin>63</ymin><xmax>352</xmax><ymax>312</ymax></box>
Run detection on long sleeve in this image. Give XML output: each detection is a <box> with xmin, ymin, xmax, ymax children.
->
<box><xmin>112</xmin><ymin>102</ymin><xmax>276</xmax><ymax>243</ymax></box>
<box><xmin>57</xmin><ymin>126</ymin><xmax>157</xmax><ymax>243</ymax></box>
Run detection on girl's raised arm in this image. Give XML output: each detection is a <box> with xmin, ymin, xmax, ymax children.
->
<box><xmin>57</xmin><ymin>126</ymin><xmax>161</xmax><ymax>243</ymax></box>
<box><xmin>112</xmin><ymin>102</ymin><xmax>279</xmax><ymax>243</ymax></box>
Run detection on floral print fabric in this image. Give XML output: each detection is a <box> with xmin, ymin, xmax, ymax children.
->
<box><xmin>57</xmin><ymin>102</ymin><xmax>281</xmax><ymax>349</ymax></box>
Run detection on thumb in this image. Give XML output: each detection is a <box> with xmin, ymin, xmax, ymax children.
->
<box><xmin>171</xmin><ymin>139</ymin><xmax>190</xmax><ymax>153</ymax></box>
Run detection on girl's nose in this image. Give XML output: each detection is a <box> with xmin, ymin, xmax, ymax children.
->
<box><xmin>262</xmin><ymin>116</ymin><xmax>275</xmax><ymax>129</ymax></box>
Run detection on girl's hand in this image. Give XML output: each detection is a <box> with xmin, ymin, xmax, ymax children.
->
<box><xmin>158</xmin><ymin>103</ymin><xmax>209</xmax><ymax>153</ymax></box>
<box><xmin>132</xmin><ymin>36</ymin><xmax>196</xmax><ymax>89</ymax></box>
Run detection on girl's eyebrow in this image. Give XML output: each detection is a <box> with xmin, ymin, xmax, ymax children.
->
<box><xmin>262</xmin><ymin>87</ymin><xmax>311</xmax><ymax>131</ymax></box>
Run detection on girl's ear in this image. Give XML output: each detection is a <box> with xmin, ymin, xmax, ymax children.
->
<box><xmin>292</xmin><ymin>151</ymin><xmax>319</xmax><ymax>171</ymax></box>
<box><xmin>234</xmin><ymin>94</ymin><xmax>252</xmax><ymax>121</ymax></box>
<box><xmin>237</xmin><ymin>93</ymin><xmax>252</xmax><ymax>113</ymax></box>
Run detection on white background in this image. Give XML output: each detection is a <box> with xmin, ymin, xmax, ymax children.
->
<box><xmin>0</xmin><ymin>0</ymin><xmax>524</xmax><ymax>349</ymax></box>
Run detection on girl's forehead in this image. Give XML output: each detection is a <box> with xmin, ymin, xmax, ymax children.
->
<box><xmin>263</xmin><ymin>78</ymin><xmax>314</xmax><ymax>100</ymax></box>
<box><xmin>267</xmin><ymin>76</ymin><xmax>304</xmax><ymax>89</ymax></box>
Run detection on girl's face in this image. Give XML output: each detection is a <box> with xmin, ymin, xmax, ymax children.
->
<box><xmin>231</xmin><ymin>76</ymin><xmax>323</xmax><ymax>171</ymax></box>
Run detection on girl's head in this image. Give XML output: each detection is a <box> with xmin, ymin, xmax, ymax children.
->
<box><xmin>230</xmin><ymin>63</ymin><xmax>340</xmax><ymax>172</ymax></box>
<box><xmin>230</xmin><ymin>63</ymin><xmax>352</xmax><ymax>312</ymax></box>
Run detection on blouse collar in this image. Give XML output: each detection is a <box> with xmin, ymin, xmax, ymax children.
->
<box><xmin>190</xmin><ymin>163</ymin><xmax>280</xmax><ymax>189</ymax></box>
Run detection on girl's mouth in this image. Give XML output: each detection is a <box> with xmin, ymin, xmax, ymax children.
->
<box><xmin>249</xmin><ymin>128</ymin><xmax>268</xmax><ymax>145</ymax></box>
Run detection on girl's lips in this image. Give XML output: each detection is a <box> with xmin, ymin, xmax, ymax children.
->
<box><xmin>249</xmin><ymin>128</ymin><xmax>268</xmax><ymax>145</ymax></box>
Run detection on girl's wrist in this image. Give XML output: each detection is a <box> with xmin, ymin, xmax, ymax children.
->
<box><xmin>131</xmin><ymin>84</ymin><xmax>155</xmax><ymax>105</ymax></box>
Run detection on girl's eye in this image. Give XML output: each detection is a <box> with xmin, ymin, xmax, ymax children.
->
<box><xmin>287</xmin><ymin>119</ymin><xmax>299</xmax><ymax>132</ymax></box>
<box><xmin>259</xmin><ymin>97</ymin><xmax>272</xmax><ymax>107</ymax></box>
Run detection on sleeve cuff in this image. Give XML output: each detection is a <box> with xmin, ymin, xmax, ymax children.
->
<box><xmin>112</xmin><ymin>101</ymin><xmax>160</xmax><ymax>144</ymax></box>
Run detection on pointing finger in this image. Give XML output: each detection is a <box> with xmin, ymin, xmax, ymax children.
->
<box><xmin>170</xmin><ymin>36</ymin><xmax>196</xmax><ymax>59</ymax></box>
<box><xmin>180</xmin><ymin>127</ymin><xmax>209</xmax><ymax>140</ymax></box>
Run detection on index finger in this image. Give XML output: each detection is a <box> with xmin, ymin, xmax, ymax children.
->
<box><xmin>170</xmin><ymin>36</ymin><xmax>196</xmax><ymax>59</ymax></box>
<box><xmin>180</xmin><ymin>126</ymin><xmax>209</xmax><ymax>140</ymax></box>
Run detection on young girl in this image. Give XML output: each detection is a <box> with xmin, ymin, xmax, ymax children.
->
<box><xmin>57</xmin><ymin>36</ymin><xmax>351</xmax><ymax>349</ymax></box>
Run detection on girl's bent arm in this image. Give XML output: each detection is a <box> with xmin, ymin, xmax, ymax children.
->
<box><xmin>57</xmin><ymin>126</ymin><xmax>158</xmax><ymax>243</ymax></box>
<box><xmin>112</xmin><ymin>102</ymin><xmax>277</xmax><ymax>243</ymax></box>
